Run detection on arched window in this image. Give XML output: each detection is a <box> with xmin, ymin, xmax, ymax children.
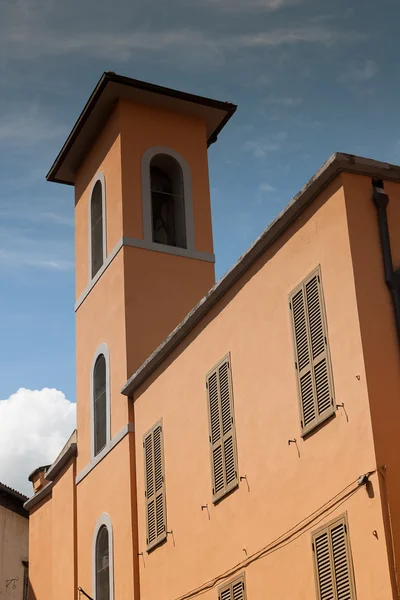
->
<box><xmin>150</xmin><ymin>154</ymin><xmax>186</xmax><ymax>249</ymax></box>
<box><xmin>95</xmin><ymin>525</ymin><xmax>111</xmax><ymax>600</ymax></box>
<box><xmin>93</xmin><ymin>354</ymin><xmax>107</xmax><ymax>456</ymax></box>
<box><xmin>91</xmin><ymin>179</ymin><xmax>105</xmax><ymax>278</ymax></box>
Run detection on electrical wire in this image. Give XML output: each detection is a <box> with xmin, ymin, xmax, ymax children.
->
<box><xmin>174</xmin><ymin>469</ymin><xmax>376</xmax><ymax>600</ymax></box>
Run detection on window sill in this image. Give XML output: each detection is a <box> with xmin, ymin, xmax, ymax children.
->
<box><xmin>146</xmin><ymin>532</ymin><xmax>167</xmax><ymax>553</ymax></box>
<box><xmin>301</xmin><ymin>407</ymin><xmax>336</xmax><ymax>439</ymax></box>
<box><xmin>212</xmin><ymin>480</ymin><xmax>239</xmax><ymax>505</ymax></box>
<box><xmin>122</xmin><ymin>236</ymin><xmax>215</xmax><ymax>263</ymax></box>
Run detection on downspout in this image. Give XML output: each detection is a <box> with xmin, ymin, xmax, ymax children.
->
<box><xmin>372</xmin><ymin>181</ymin><xmax>400</xmax><ymax>346</ymax></box>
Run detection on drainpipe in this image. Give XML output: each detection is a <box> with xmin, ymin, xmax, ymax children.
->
<box><xmin>372</xmin><ymin>181</ymin><xmax>400</xmax><ymax>346</ymax></box>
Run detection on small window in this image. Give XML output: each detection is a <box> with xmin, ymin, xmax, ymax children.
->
<box><xmin>289</xmin><ymin>266</ymin><xmax>335</xmax><ymax>436</ymax></box>
<box><xmin>96</xmin><ymin>526</ymin><xmax>110</xmax><ymax>600</ymax></box>
<box><xmin>206</xmin><ymin>355</ymin><xmax>239</xmax><ymax>502</ymax></box>
<box><xmin>22</xmin><ymin>561</ymin><xmax>29</xmax><ymax>600</ymax></box>
<box><xmin>150</xmin><ymin>154</ymin><xmax>186</xmax><ymax>249</ymax></box>
<box><xmin>218</xmin><ymin>575</ymin><xmax>246</xmax><ymax>600</ymax></box>
<box><xmin>312</xmin><ymin>515</ymin><xmax>356</xmax><ymax>600</ymax></box>
<box><xmin>91</xmin><ymin>180</ymin><xmax>105</xmax><ymax>278</ymax></box>
<box><xmin>93</xmin><ymin>354</ymin><xmax>107</xmax><ymax>456</ymax></box>
<box><xmin>143</xmin><ymin>422</ymin><xmax>167</xmax><ymax>550</ymax></box>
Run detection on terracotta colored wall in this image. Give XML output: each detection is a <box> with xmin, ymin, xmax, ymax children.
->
<box><xmin>75</xmin><ymin>104</ymin><xmax>123</xmax><ymax>300</ymax></box>
<box><xmin>133</xmin><ymin>176</ymin><xmax>394</xmax><ymax>599</ymax></box>
<box><xmin>29</xmin><ymin>497</ymin><xmax>52</xmax><ymax>600</ymax></box>
<box><xmin>119</xmin><ymin>99</ymin><xmax>214</xmax><ymax>254</ymax></box>
<box><xmin>73</xmin><ymin>96</ymin><xmax>216</xmax><ymax>600</ymax></box>
<box><xmin>0</xmin><ymin>505</ymin><xmax>28</xmax><ymax>598</ymax></box>
<box><xmin>75</xmin><ymin>251</ymin><xmax>129</xmax><ymax>469</ymax></box>
<box><xmin>344</xmin><ymin>173</ymin><xmax>400</xmax><ymax>593</ymax></box>
<box><xmin>123</xmin><ymin>246</ymin><xmax>215</xmax><ymax>376</ymax></box>
<box><xmin>76</xmin><ymin>436</ymin><xmax>136</xmax><ymax>599</ymax></box>
<box><xmin>51</xmin><ymin>462</ymin><xmax>76</xmax><ymax>600</ymax></box>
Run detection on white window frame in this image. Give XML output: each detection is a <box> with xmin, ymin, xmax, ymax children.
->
<box><xmin>90</xmin><ymin>343</ymin><xmax>111</xmax><ymax>460</ymax></box>
<box><xmin>92</xmin><ymin>513</ymin><xmax>114</xmax><ymax>600</ymax></box>
<box><xmin>141</xmin><ymin>146</ymin><xmax>195</xmax><ymax>254</ymax></box>
<box><xmin>88</xmin><ymin>172</ymin><xmax>107</xmax><ymax>281</ymax></box>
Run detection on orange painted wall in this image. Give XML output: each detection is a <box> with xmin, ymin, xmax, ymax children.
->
<box><xmin>76</xmin><ymin>436</ymin><xmax>136</xmax><ymax>599</ymax></box>
<box><xmin>75</xmin><ymin>251</ymin><xmax>129</xmax><ymax>468</ymax></box>
<box><xmin>119</xmin><ymin>99</ymin><xmax>214</xmax><ymax>254</ymax></box>
<box><xmin>51</xmin><ymin>462</ymin><xmax>76</xmax><ymax>600</ymax></box>
<box><xmin>344</xmin><ymin>173</ymin><xmax>400</xmax><ymax>593</ymax></box>
<box><xmin>133</xmin><ymin>175</ymin><xmax>394</xmax><ymax>599</ymax></box>
<box><xmin>72</xmin><ymin>96</ymin><xmax>216</xmax><ymax>600</ymax></box>
<box><xmin>29</xmin><ymin>497</ymin><xmax>52</xmax><ymax>600</ymax></box>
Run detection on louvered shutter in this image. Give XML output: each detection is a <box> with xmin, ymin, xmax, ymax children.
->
<box><xmin>144</xmin><ymin>422</ymin><xmax>166</xmax><ymax>550</ymax></box>
<box><xmin>289</xmin><ymin>267</ymin><xmax>335</xmax><ymax>435</ymax></box>
<box><xmin>219</xmin><ymin>576</ymin><xmax>246</xmax><ymax>600</ymax></box>
<box><xmin>313</xmin><ymin>517</ymin><xmax>356</xmax><ymax>600</ymax></box>
<box><xmin>206</xmin><ymin>355</ymin><xmax>238</xmax><ymax>502</ymax></box>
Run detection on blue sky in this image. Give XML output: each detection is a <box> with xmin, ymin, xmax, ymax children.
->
<box><xmin>0</xmin><ymin>0</ymin><xmax>399</xmax><ymax>407</ymax></box>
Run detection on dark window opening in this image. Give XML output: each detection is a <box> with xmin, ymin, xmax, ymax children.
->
<box><xmin>96</xmin><ymin>526</ymin><xmax>110</xmax><ymax>600</ymax></box>
<box><xmin>93</xmin><ymin>354</ymin><xmax>107</xmax><ymax>456</ymax></box>
<box><xmin>91</xmin><ymin>181</ymin><xmax>104</xmax><ymax>278</ymax></box>
<box><xmin>150</xmin><ymin>155</ymin><xmax>186</xmax><ymax>249</ymax></box>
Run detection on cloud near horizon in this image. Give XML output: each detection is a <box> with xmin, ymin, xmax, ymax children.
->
<box><xmin>0</xmin><ymin>388</ymin><xmax>76</xmax><ymax>496</ymax></box>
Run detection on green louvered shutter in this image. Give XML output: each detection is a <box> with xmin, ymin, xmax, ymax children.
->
<box><xmin>289</xmin><ymin>266</ymin><xmax>335</xmax><ymax>435</ymax></box>
<box><xmin>144</xmin><ymin>422</ymin><xmax>167</xmax><ymax>550</ymax></box>
<box><xmin>219</xmin><ymin>576</ymin><xmax>246</xmax><ymax>600</ymax></box>
<box><xmin>206</xmin><ymin>355</ymin><xmax>238</xmax><ymax>502</ymax></box>
<box><xmin>313</xmin><ymin>516</ymin><xmax>356</xmax><ymax>600</ymax></box>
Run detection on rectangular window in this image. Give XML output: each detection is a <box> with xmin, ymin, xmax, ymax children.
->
<box><xmin>289</xmin><ymin>266</ymin><xmax>335</xmax><ymax>436</ymax></box>
<box><xmin>22</xmin><ymin>561</ymin><xmax>29</xmax><ymax>600</ymax></box>
<box><xmin>206</xmin><ymin>355</ymin><xmax>238</xmax><ymax>503</ymax></box>
<box><xmin>143</xmin><ymin>421</ymin><xmax>167</xmax><ymax>550</ymax></box>
<box><xmin>312</xmin><ymin>515</ymin><xmax>356</xmax><ymax>600</ymax></box>
<box><xmin>218</xmin><ymin>575</ymin><xmax>246</xmax><ymax>600</ymax></box>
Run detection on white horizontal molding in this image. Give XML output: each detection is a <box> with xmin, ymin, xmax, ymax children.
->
<box><xmin>75</xmin><ymin>238</ymin><xmax>123</xmax><ymax>311</ymax></box>
<box><xmin>76</xmin><ymin>422</ymin><xmax>134</xmax><ymax>485</ymax></box>
<box><xmin>122</xmin><ymin>236</ymin><xmax>215</xmax><ymax>263</ymax></box>
<box><xmin>75</xmin><ymin>236</ymin><xmax>215</xmax><ymax>312</ymax></box>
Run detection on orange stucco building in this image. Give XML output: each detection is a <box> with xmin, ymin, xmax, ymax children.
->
<box><xmin>25</xmin><ymin>71</ymin><xmax>400</xmax><ymax>600</ymax></box>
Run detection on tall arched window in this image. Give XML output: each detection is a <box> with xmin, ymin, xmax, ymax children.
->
<box><xmin>93</xmin><ymin>354</ymin><xmax>107</xmax><ymax>456</ymax></box>
<box><xmin>91</xmin><ymin>179</ymin><xmax>105</xmax><ymax>278</ymax></box>
<box><xmin>150</xmin><ymin>154</ymin><xmax>186</xmax><ymax>249</ymax></box>
<box><xmin>95</xmin><ymin>525</ymin><xmax>110</xmax><ymax>600</ymax></box>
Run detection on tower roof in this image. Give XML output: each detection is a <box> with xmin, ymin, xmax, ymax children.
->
<box><xmin>46</xmin><ymin>71</ymin><xmax>237</xmax><ymax>186</ymax></box>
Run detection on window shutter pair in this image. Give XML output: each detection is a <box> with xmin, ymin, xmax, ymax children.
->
<box><xmin>206</xmin><ymin>355</ymin><xmax>238</xmax><ymax>502</ymax></box>
<box><xmin>289</xmin><ymin>267</ymin><xmax>335</xmax><ymax>435</ymax></box>
<box><xmin>312</xmin><ymin>516</ymin><xmax>356</xmax><ymax>600</ymax></box>
<box><xmin>219</xmin><ymin>576</ymin><xmax>246</xmax><ymax>600</ymax></box>
<box><xmin>144</xmin><ymin>422</ymin><xmax>166</xmax><ymax>550</ymax></box>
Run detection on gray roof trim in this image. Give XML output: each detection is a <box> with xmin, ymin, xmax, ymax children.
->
<box><xmin>24</xmin><ymin>481</ymin><xmax>54</xmax><ymax>511</ymax></box>
<box><xmin>122</xmin><ymin>152</ymin><xmax>400</xmax><ymax>396</ymax></box>
<box><xmin>45</xmin><ymin>442</ymin><xmax>77</xmax><ymax>482</ymax></box>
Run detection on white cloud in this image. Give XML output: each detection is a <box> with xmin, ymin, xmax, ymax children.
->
<box><xmin>0</xmin><ymin>388</ymin><xmax>76</xmax><ymax>496</ymax></box>
<box><xmin>0</xmin><ymin>226</ymin><xmax>74</xmax><ymax>272</ymax></box>
<box><xmin>338</xmin><ymin>59</ymin><xmax>378</xmax><ymax>82</ymax></box>
<box><xmin>258</xmin><ymin>183</ymin><xmax>276</xmax><ymax>192</ymax></box>
<box><xmin>0</xmin><ymin>107</ymin><xmax>66</xmax><ymax>147</ymax></box>
<box><xmin>267</xmin><ymin>95</ymin><xmax>302</xmax><ymax>106</ymax></box>
<box><xmin>243</xmin><ymin>131</ymin><xmax>288</xmax><ymax>157</ymax></box>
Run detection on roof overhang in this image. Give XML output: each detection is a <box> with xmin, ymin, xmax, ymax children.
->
<box><xmin>121</xmin><ymin>152</ymin><xmax>400</xmax><ymax>397</ymax></box>
<box><xmin>46</xmin><ymin>71</ymin><xmax>237</xmax><ymax>186</ymax></box>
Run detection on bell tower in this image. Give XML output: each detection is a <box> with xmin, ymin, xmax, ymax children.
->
<box><xmin>46</xmin><ymin>71</ymin><xmax>236</xmax><ymax>598</ymax></box>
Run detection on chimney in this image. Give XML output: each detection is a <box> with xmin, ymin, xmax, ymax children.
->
<box><xmin>28</xmin><ymin>466</ymin><xmax>51</xmax><ymax>493</ymax></box>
